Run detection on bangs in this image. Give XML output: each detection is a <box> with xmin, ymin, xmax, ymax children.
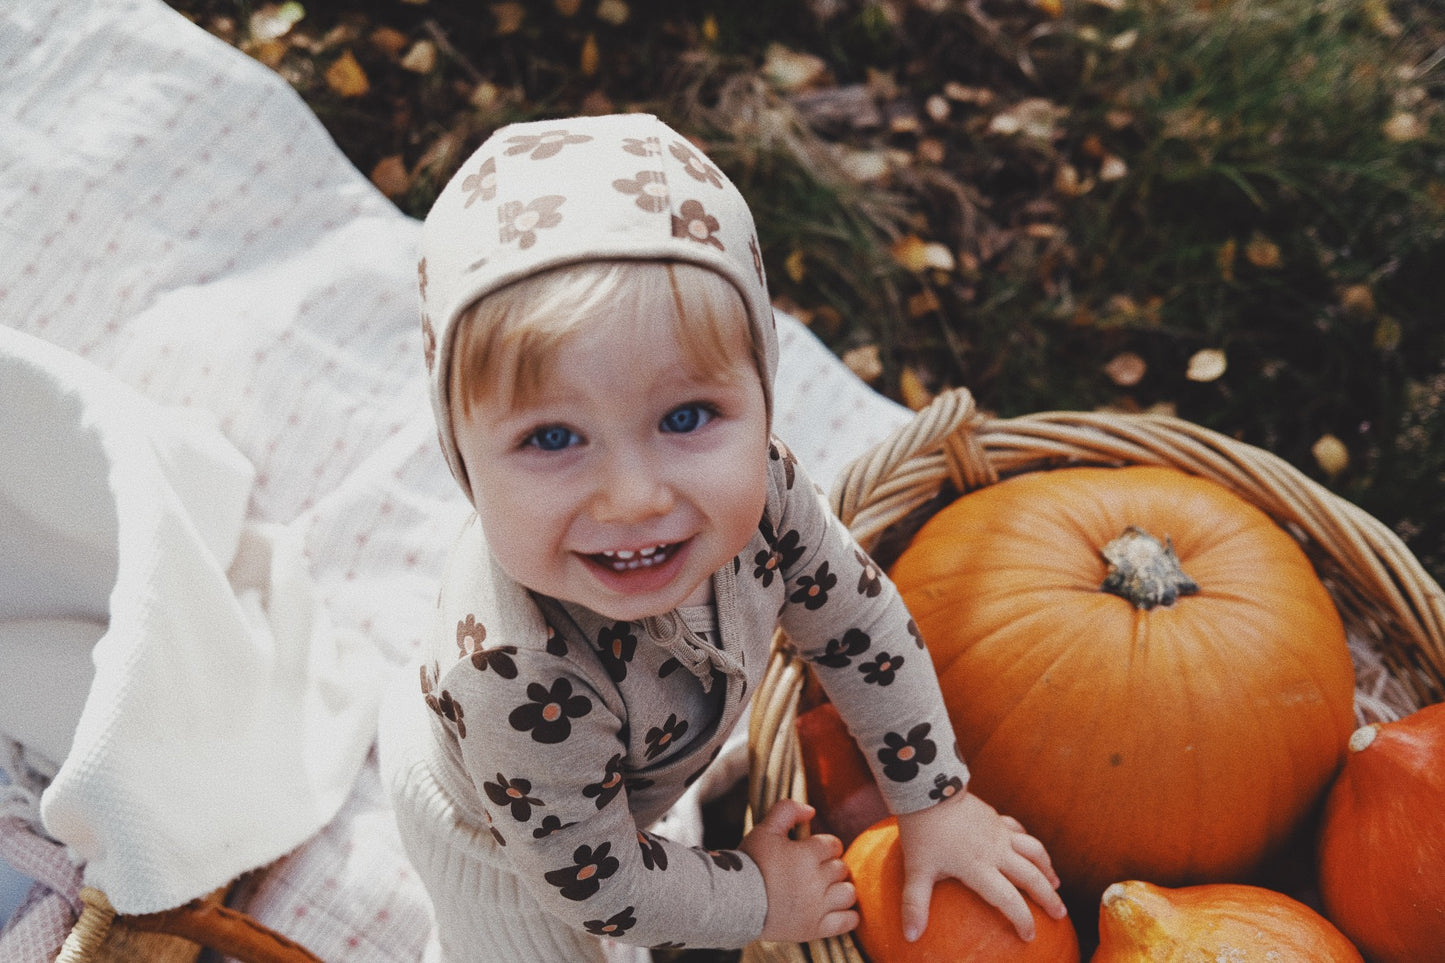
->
<box><xmin>449</xmin><ymin>260</ymin><xmax>756</xmax><ymax>417</ymax></box>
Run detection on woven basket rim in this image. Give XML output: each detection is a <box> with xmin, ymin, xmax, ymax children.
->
<box><xmin>743</xmin><ymin>387</ymin><xmax>1445</xmax><ymax>963</ymax></box>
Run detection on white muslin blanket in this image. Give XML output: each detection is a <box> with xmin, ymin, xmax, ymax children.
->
<box><xmin>1</xmin><ymin>324</ymin><xmax>380</xmax><ymax>914</ymax></box>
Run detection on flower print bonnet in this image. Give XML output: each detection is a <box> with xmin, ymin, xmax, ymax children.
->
<box><xmin>419</xmin><ymin>113</ymin><xmax>778</xmax><ymax>500</ymax></box>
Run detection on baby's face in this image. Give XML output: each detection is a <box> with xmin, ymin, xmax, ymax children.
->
<box><xmin>453</xmin><ymin>307</ymin><xmax>769</xmax><ymax>622</ymax></box>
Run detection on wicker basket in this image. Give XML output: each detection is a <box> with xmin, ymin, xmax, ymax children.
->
<box><xmin>742</xmin><ymin>387</ymin><xmax>1445</xmax><ymax>963</ymax></box>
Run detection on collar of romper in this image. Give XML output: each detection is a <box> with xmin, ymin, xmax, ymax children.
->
<box><xmin>641</xmin><ymin>612</ymin><xmax>744</xmax><ymax>694</ymax></box>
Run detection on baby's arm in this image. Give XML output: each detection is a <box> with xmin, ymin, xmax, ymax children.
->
<box><xmin>766</xmin><ymin>443</ymin><xmax>1062</xmax><ymax>940</ymax></box>
<box><xmin>738</xmin><ymin>800</ymin><xmax>858</xmax><ymax>942</ymax></box>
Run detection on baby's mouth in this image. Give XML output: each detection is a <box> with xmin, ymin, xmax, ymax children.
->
<box><xmin>587</xmin><ymin>543</ymin><xmax>679</xmax><ymax>573</ymax></box>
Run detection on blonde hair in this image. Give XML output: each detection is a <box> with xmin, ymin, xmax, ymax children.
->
<box><xmin>448</xmin><ymin>260</ymin><xmax>759</xmax><ymax>417</ymax></box>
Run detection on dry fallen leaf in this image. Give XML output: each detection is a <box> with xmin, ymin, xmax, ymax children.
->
<box><xmin>907</xmin><ymin>289</ymin><xmax>940</xmax><ymax>319</ymax></box>
<box><xmin>249</xmin><ymin>2</ymin><xmax>304</xmax><ymax>43</ymax></box>
<box><xmin>1104</xmin><ymin>351</ymin><xmax>1147</xmax><ymax>387</ymax></box>
<box><xmin>1245</xmin><ymin>233</ymin><xmax>1282</xmax><ymax>270</ymax></box>
<box><xmin>987</xmin><ymin>98</ymin><xmax>1064</xmax><ymax>140</ymax></box>
<box><xmin>580</xmin><ymin>32</ymin><xmax>599</xmax><ymax>76</ymax></box>
<box><xmin>370</xmin><ymin>155</ymin><xmax>411</xmax><ymax>198</ymax></box>
<box><xmin>943</xmin><ymin>82</ymin><xmax>993</xmax><ymax>106</ymax></box>
<box><xmin>1374</xmin><ymin>316</ymin><xmax>1402</xmax><ymax>351</ymax></box>
<box><xmin>491</xmin><ymin>2</ymin><xmax>526</xmax><ymax>36</ymax></box>
<box><xmin>842</xmin><ymin>344</ymin><xmax>883</xmax><ymax>383</ymax></box>
<box><xmin>1186</xmin><ymin>348</ymin><xmax>1227</xmax><ymax>382</ymax></box>
<box><xmin>785</xmin><ymin>249</ymin><xmax>807</xmax><ymax>284</ymax></box>
<box><xmin>1217</xmin><ymin>238</ymin><xmax>1237</xmax><ymax>282</ymax></box>
<box><xmin>470</xmin><ymin>82</ymin><xmax>502</xmax><ymax>111</ymax></box>
<box><xmin>596</xmin><ymin>0</ymin><xmax>630</xmax><ymax>26</ymax></box>
<box><xmin>1312</xmin><ymin>434</ymin><xmax>1349</xmax><ymax>477</ymax></box>
<box><xmin>1054</xmin><ymin>163</ymin><xmax>1093</xmax><ymax>197</ymax></box>
<box><xmin>900</xmin><ymin>367</ymin><xmax>934</xmax><ymax>411</ymax></box>
<box><xmin>1339</xmin><ymin>284</ymin><xmax>1375</xmax><ymax>317</ymax></box>
<box><xmin>369</xmin><ymin>26</ymin><xmax>408</xmax><ymax>57</ymax></box>
<box><xmin>890</xmin><ymin>235</ymin><xmax>954</xmax><ymax>272</ymax></box>
<box><xmin>1098</xmin><ymin>154</ymin><xmax>1128</xmax><ymax>181</ymax></box>
<box><xmin>917</xmin><ymin>137</ymin><xmax>946</xmax><ymax>165</ymax></box>
<box><xmin>246</xmin><ymin>38</ymin><xmax>288</xmax><ymax>68</ymax></box>
<box><xmin>400</xmin><ymin>40</ymin><xmax>436</xmax><ymax>73</ymax></box>
<box><xmin>836</xmin><ymin>147</ymin><xmax>891</xmax><ymax>183</ymax></box>
<box><xmin>1382</xmin><ymin>112</ymin><xmax>1425</xmax><ymax>143</ymax></box>
<box><xmin>325</xmin><ymin>50</ymin><xmax>370</xmax><ymax>97</ymax></box>
<box><xmin>763</xmin><ymin>43</ymin><xmax>828</xmax><ymax>91</ymax></box>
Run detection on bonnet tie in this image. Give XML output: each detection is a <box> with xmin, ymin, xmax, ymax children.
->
<box><xmin>641</xmin><ymin>613</ymin><xmax>744</xmax><ymax>694</ymax></box>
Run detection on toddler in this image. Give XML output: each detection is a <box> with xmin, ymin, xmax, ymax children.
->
<box><xmin>383</xmin><ymin>112</ymin><xmax>1064</xmax><ymax>961</ymax></box>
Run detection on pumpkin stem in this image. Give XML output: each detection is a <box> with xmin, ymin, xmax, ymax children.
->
<box><xmin>1100</xmin><ymin>525</ymin><xmax>1199</xmax><ymax>610</ymax></box>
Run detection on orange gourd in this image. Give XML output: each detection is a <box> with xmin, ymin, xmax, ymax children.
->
<box><xmin>843</xmin><ymin>817</ymin><xmax>1080</xmax><ymax>962</ymax></box>
<box><xmin>1317</xmin><ymin>701</ymin><xmax>1445</xmax><ymax>963</ymax></box>
<box><xmin>1092</xmin><ymin>880</ymin><xmax>1363</xmax><ymax>962</ymax></box>
<box><xmin>795</xmin><ymin>702</ymin><xmax>885</xmax><ymax>845</ymax></box>
<box><xmin>888</xmin><ymin>466</ymin><xmax>1356</xmax><ymax>900</ymax></box>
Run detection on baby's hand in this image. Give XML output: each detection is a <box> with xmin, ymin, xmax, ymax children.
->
<box><xmin>739</xmin><ymin>799</ymin><xmax>858</xmax><ymax>943</ymax></box>
<box><xmin>894</xmin><ymin>790</ymin><xmax>1065</xmax><ymax>942</ymax></box>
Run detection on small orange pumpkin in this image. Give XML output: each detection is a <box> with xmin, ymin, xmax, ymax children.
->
<box><xmin>843</xmin><ymin>817</ymin><xmax>1080</xmax><ymax>962</ymax></box>
<box><xmin>1092</xmin><ymin>880</ymin><xmax>1363</xmax><ymax>962</ymax></box>
<box><xmin>889</xmin><ymin>465</ymin><xmax>1356</xmax><ymax>900</ymax></box>
<box><xmin>1317</xmin><ymin>701</ymin><xmax>1445</xmax><ymax>963</ymax></box>
<box><xmin>795</xmin><ymin>702</ymin><xmax>885</xmax><ymax>845</ymax></box>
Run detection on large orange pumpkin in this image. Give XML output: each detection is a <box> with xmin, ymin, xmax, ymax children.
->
<box><xmin>843</xmin><ymin>817</ymin><xmax>1080</xmax><ymax>962</ymax></box>
<box><xmin>888</xmin><ymin>465</ymin><xmax>1356</xmax><ymax>900</ymax></box>
<box><xmin>1092</xmin><ymin>880</ymin><xmax>1363</xmax><ymax>961</ymax></box>
<box><xmin>1317</xmin><ymin>701</ymin><xmax>1445</xmax><ymax>963</ymax></box>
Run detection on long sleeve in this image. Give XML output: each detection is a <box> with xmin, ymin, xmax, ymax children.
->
<box><xmin>765</xmin><ymin>441</ymin><xmax>969</xmax><ymax>815</ymax></box>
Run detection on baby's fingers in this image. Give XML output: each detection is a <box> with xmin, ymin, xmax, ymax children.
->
<box><xmin>817</xmin><ymin>906</ymin><xmax>860</xmax><ymax>939</ymax></box>
<box><xmin>1003</xmin><ymin>850</ymin><xmax>1068</xmax><ymax>923</ymax></box>
<box><xmin>899</xmin><ymin>869</ymin><xmax>937</xmax><ymax>942</ymax></box>
<box><xmin>1011</xmin><ymin>831</ymin><xmax>1061</xmax><ymax>889</ymax></box>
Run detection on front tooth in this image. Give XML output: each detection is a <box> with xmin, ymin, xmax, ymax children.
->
<box><xmin>613</xmin><ymin>549</ymin><xmax>635</xmax><ymax>560</ymax></box>
<box><xmin>639</xmin><ymin>546</ymin><xmax>658</xmax><ymax>557</ymax></box>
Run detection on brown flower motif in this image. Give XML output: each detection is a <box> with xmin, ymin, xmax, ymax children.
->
<box><xmin>671</xmin><ymin>199</ymin><xmax>724</xmax><ymax>250</ymax></box>
<box><xmin>504</xmin><ymin>130</ymin><xmax>592</xmax><ymax>160</ymax></box>
<box><xmin>484</xmin><ymin>772</ymin><xmax>544</xmax><ymax>821</ymax></box>
<box><xmin>612</xmin><ymin>170</ymin><xmax>669</xmax><ymax>212</ymax></box>
<box><xmin>878</xmin><ymin>723</ymin><xmax>937</xmax><ymax>783</ymax></box>
<box><xmin>670</xmin><ymin>141</ymin><xmax>723</xmax><ymax>188</ymax></box>
<box><xmin>420</xmin><ymin>662</ymin><xmax>465</xmax><ymax>738</ymax></box>
<box><xmin>622</xmin><ymin>135</ymin><xmax>660</xmax><ymax>157</ymax></box>
<box><xmin>456</xmin><ymin>614</ymin><xmax>486</xmax><ymax>656</ymax></box>
<box><xmin>644</xmin><ymin>713</ymin><xmax>688</xmax><ymax>760</ymax></box>
<box><xmin>499</xmin><ymin>195</ymin><xmax>565</xmax><ymax>249</ymax></box>
<box><xmin>461</xmin><ymin>156</ymin><xmax>497</xmax><ymax>207</ymax></box>
<box><xmin>584</xmin><ymin>907</ymin><xmax>637</xmax><ymax>938</ymax></box>
<box><xmin>509</xmin><ymin>677</ymin><xmax>592</xmax><ymax>744</ymax></box>
<box><xmin>544</xmin><ymin>842</ymin><xmax>619</xmax><ymax>901</ymax></box>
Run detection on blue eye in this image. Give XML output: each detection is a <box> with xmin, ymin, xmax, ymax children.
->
<box><xmin>661</xmin><ymin>404</ymin><xmax>713</xmax><ymax>434</ymax></box>
<box><xmin>526</xmin><ymin>425</ymin><xmax>580</xmax><ymax>451</ymax></box>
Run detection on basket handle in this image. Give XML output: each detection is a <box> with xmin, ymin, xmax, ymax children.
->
<box><xmin>830</xmin><ymin>388</ymin><xmax>990</xmax><ymax>552</ymax></box>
